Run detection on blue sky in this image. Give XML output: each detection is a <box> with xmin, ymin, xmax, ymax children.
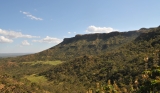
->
<box><xmin>0</xmin><ymin>0</ymin><xmax>160</xmax><ymax>53</ymax></box>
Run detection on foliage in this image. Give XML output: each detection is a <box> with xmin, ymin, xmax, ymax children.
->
<box><xmin>0</xmin><ymin>26</ymin><xmax>160</xmax><ymax>92</ymax></box>
<box><xmin>4</xmin><ymin>31</ymin><xmax>142</xmax><ymax>62</ymax></box>
<box><xmin>24</xmin><ymin>74</ymin><xmax>47</xmax><ymax>84</ymax></box>
<box><xmin>22</xmin><ymin>60</ymin><xmax>63</xmax><ymax>66</ymax></box>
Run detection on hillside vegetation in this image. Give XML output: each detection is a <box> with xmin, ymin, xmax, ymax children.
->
<box><xmin>0</xmin><ymin>26</ymin><xmax>160</xmax><ymax>92</ymax></box>
<box><xmin>7</xmin><ymin>30</ymin><xmax>141</xmax><ymax>62</ymax></box>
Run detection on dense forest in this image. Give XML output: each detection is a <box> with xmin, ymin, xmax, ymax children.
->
<box><xmin>0</xmin><ymin>26</ymin><xmax>160</xmax><ymax>92</ymax></box>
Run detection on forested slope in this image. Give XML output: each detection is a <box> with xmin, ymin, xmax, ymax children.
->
<box><xmin>39</xmin><ymin>26</ymin><xmax>160</xmax><ymax>92</ymax></box>
<box><xmin>0</xmin><ymin>26</ymin><xmax>160</xmax><ymax>92</ymax></box>
<box><xmin>6</xmin><ymin>30</ymin><xmax>141</xmax><ymax>62</ymax></box>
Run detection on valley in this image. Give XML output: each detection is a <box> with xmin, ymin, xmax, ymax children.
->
<box><xmin>0</xmin><ymin>53</ymin><xmax>33</xmax><ymax>58</ymax></box>
<box><xmin>0</xmin><ymin>26</ymin><xmax>160</xmax><ymax>93</ymax></box>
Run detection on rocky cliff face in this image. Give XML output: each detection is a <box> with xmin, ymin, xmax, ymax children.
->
<box><xmin>135</xmin><ymin>27</ymin><xmax>160</xmax><ymax>41</ymax></box>
<box><xmin>61</xmin><ymin>31</ymin><xmax>139</xmax><ymax>45</ymax></box>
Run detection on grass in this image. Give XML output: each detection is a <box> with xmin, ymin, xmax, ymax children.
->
<box><xmin>20</xmin><ymin>61</ymin><xmax>63</xmax><ymax>84</ymax></box>
<box><xmin>22</xmin><ymin>60</ymin><xmax>63</xmax><ymax>66</ymax></box>
<box><xmin>25</xmin><ymin>74</ymin><xmax>47</xmax><ymax>83</ymax></box>
<box><xmin>42</xmin><ymin>60</ymin><xmax>63</xmax><ymax>65</ymax></box>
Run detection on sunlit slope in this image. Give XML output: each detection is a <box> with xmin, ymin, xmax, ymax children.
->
<box><xmin>9</xmin><ymin>30</ymin><xmax>143</xmax><ymax>62</ymax></box>
<box><xmin>40</xmin><ymin>26</ymin><xmax>160</xmax><ymax>92</ymax></box>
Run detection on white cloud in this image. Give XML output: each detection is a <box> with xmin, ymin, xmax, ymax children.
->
<box><xmin>68</xmin><ymin>32</ymin><xmax>71</xmax><ymax>34</ymax></box>
<box><xmin>68</xmin><ymin>32</ymin><xmax>77</xmax><ymax>34</ymax></box>
<box><xmin>32</xmin><ymin>36</ymin><xmax>62</xmax><ymax>44</ymax></box>
<box><xmin>21</xmin><ymin>40</ymin><xmax>30</xmax><ymax>46</ymax></box>
<box><xmin>86</xmin><ymin>25</ymin><xmax>117</xmax><ymax>33</ymax></box>
<box><xmin>0</xmin><ymin>29</ymin><xmax>40</xmax><ymax>39</ymax></box>
<box><xmin>0</xmin><ymin>36</ymin><xmax>13</xmax><ymax>43</ymax></box>
<box><xmin>20</xmin><ymin>11</ymin><xmax>43</xmax><ymax>21</ymax></box>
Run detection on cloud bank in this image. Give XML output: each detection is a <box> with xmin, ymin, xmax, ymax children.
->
<box><xmin>0</xmin><ymin>29</ymin><xmax>40</xmax><ymax>39</ymax></box>
<box><xmin>33</xmin><ymin>36</ymin><xmax>62</xmax><ymax>44</ymax></box>
<box><xmin>20</xmin><ymin>11</ymin><xmax>43</xmax><ymax>21</ymax></box>
<box><xmin>0</xmin><ymin>36</ymin><xmax>13</xmax><ymax>43</ymax></box>
<box><xmin>86</xmin><ymin>26</ymin><xmax>117</xmax><ymax>33</ymax></box>
<box><xmin>0</xmin><ymin>29</ymin><xmax>40</xmax><ymax>44</ymax></box>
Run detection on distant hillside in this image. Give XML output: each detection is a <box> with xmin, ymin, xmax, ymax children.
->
<box><xmin>0</xmin><ymin>53</ymin><xmax>33</xmax><ymax>58</ymax></box>
<box><xmin>9</xmin><ymin>30</ymin><xmax>145</xmax><ymax>62</ymax></box>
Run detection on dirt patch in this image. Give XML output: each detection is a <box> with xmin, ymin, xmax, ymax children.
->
<box><xmin>0</xmin><ymin>84</ymin><xmax>5</xmax><ymax>90</ymax></box>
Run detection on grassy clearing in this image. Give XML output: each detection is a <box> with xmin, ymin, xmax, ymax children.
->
<box><xmin>25</xmin><ymin>74</ymin><xmax>47</xmax><ymax>83</ymax></box>
<box><xmin>42</xmin><ymin>60</ymin><xmax>63</xmax><ymax>65</ymax></box>
<box><xmin>21</xmin><ymin>61</ymin><xmax>63</xmax><ymax>84</ymax></box>
<box><xmin>22</xmin><ymin>60</ymin><xmax>63</xmax><ymax>66</ymax></box>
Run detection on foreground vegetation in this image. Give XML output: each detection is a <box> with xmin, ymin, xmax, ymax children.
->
<box><xmin>0</xmin><ymin>61</ymin><xmax>63</xmax><ymax>92</ymax></box>
<box><xmin>0</xmin><ymin>26</ymin><xmax>160</xmax><ymax>92</ymax></box>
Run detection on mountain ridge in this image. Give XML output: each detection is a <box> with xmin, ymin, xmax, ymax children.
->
<box><xmin>61</xmin><ymin>31</ymin><xmax>138</xmax><ymax>44</ymax></box>
<box><xmin>39</xmin><ymin>26</ymin><xmax>160</xmax><ymax>92</ymax></box>
<box><xmin>9</xmin><ymin>30</ymin><xmax>143</xmax><ymax>62</ymax></box>
<box><xmin>3</xmin><ymin>26</ymin><xmax>158</xmax><ymax>62</ymax></box>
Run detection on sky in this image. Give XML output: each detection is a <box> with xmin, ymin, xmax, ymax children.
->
<box><xmin>0</xmin><ymin>0</ymin><xmax>160</xmax><ymax>53</ymax></box>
